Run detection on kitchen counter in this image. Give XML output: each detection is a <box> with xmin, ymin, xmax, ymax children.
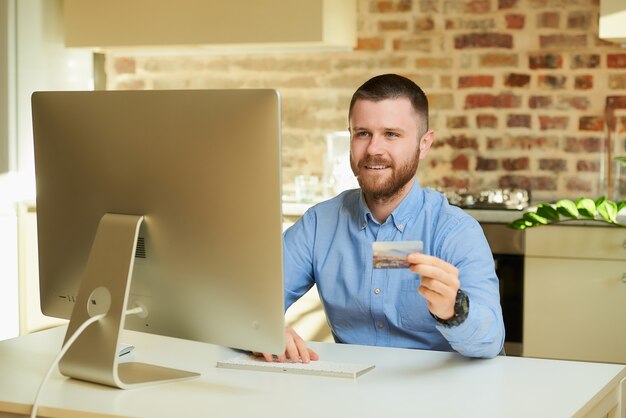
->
<box><xmin>284</xmin><ymin>201</ymin><xmax>626</xmax><ymax>227</ymax></box>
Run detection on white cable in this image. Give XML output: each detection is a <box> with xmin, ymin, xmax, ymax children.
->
<box><xmin>30</xmin><ymin>306</ymin><xmax>145</xmax><ymax>418</ymax></box>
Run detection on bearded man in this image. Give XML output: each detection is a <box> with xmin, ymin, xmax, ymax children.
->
<box><xmin>261</xmin><ymin>74</ymin><xmax>504</xmax><ymax>363</ymax></box>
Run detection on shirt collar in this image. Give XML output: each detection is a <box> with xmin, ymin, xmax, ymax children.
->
<box><xmin>357</xmin><ymin>180</ymin><xmax>424</xmax><ymax>231</ymax></box>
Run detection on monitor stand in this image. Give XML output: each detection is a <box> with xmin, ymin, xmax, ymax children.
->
<box><xmin>58</xmin><ymin>213</ymin><xmax>199</xmax><ymax>389</ymax></box>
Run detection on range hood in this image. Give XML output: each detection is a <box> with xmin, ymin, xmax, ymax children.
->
<box><xmin>600</xmin><ymin>0</ymin><xmax>626</xmax><ymax>47</ymax></box>
<box><xmin>64</xmin><ymin>0</ymin><xmax>356</xmax><ymax>53</ymax></box>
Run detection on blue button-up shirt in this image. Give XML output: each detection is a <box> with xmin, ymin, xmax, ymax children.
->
<box><xmin>283</xmin><ymin>181</ymin><xmax>505</xmax><ymax>358</ymax></box>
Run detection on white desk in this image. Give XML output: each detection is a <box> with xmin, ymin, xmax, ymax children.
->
<box><xmin>1</xmin><ymin>326</ymin><xmax>624</xmax><ymax>418</ymax></box>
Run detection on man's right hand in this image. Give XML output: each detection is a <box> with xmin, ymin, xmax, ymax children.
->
<box><xmin>254</xmin><ymin>326</ymin><xmax>319</xmax><ymax>363</ymax></box>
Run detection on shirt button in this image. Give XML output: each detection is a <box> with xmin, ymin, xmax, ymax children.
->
<box><xmin>374</xmin><ymin>288</ymin><xmax>381</xmax><ymax>295</ymax></box>
<box><xmin>398</xmin><ymin>224</ymin><xmax>404</xmax><ymax>231</ymax></box>
<box><xmin>377</xmin><ymin>322</ymin><xmax>384</xmax><ymax>329</ymax></box>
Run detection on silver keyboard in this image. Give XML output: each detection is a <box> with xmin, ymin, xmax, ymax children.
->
<box><xmin>216</xmin><ymin>355</ymin><xmax>375</xmax><ymax>378</ymax></box>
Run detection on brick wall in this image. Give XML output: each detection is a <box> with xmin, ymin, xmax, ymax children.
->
<box><xmin>105</xmin><ymin>0</ymin><xmax>626</xmax><ymax>201</ymax></box>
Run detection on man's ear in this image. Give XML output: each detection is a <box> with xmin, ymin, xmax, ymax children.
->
<box><xmin>418</xmin><ymin>130</ymin><xmax>434</xmax><ymax>160</ymax></box>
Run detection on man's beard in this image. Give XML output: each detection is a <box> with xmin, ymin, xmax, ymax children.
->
<box><xmin>350</xmin><ymin>150</ymin><xmax>420</xmax><ymax>203</ymax></box>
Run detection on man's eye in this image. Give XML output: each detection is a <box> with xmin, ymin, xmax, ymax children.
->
<box><xmin>386</xmin><ymin>132</ymin><xmax>399</xmax><ymax>138</ymax></box>
<box><xmin>355</xmin><ymin>131</ymin><xmax>370</xmax><ymax>138</ymax></box>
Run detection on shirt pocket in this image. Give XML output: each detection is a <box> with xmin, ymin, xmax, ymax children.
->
<box><xmin>398</xmin><ymin>279</ymin><xmax>433</xmax><ymax>332</ymax></box>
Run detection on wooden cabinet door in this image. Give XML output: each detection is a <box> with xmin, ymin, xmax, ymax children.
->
<box><xmin>524</xmin><ymin>256</ymin><xmax>626</xmax><ymax>363</ymax></box>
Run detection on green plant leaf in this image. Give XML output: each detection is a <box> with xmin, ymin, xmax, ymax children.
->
<box><xmin>509</xmin><ymin>219</ymin><xmax>528</xmax><ymax>230</ymax></box>
<box><xmin>575</xmin><ymin>197</ymin><xmax>596</xmax><ymax>219</ymax></box>
<box><xmin>595</xmin><ymin>196</ymin><xmax>606</xmax><ymax>207</ymax></box>
<box><xmin>555</xmin><ymin>199</ymin><xmax>579</xmax><ymax>219</ymax></box>
<box><xmin>523</xmin><ymin>212</ymin><xmax>548</xmax><ymax>226</ymax></box>
<box><xmin>615</xmin><ymin>156</ymin><xmax>626</xmax><ymax>167</ymax></box>
<box><xmin>536</xmin><ymin>203</ymin><xmax>559</xmax><ymax>221</ymax></box>
<box><xmin>618</xmin><ymin>201</ymin><xmax>626</xmax><ymax>212</ymax></box>
<box><xmin>597</xmin><ymin>199</ymin><xmax>618</xmax><ymax>223</ymax></box>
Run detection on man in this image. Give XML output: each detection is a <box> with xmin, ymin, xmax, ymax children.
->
<box><xmin>261</xmin><ymin>74</ymin><xmax>504</xmax><ymax>363</ymax></box>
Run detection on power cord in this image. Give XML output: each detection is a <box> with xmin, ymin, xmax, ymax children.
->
<box><xmin>30</xmin><ymin>306</ymin><xmax>145</xmax><ymax>418</ymax></box>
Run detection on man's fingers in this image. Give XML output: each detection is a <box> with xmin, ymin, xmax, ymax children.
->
<box><xmin>408</xmin><ymin>252</ymin><xmax>458</xmax><ymax>275</ymax></box>
<box><xmin>255</xmin><ymin>327</ymin><xmax>320</xmax><ymax>363</ymax></box>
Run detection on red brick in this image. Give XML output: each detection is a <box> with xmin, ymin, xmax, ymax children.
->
<box><xmin>415</xmin><ymin>57</ymin><xmax>453</xmax><ymax>69</ymax></box>
<box><xmin>537</xmin><ymin>12</ymin><xmax>560</xmax><ymax>29</ymax></box>
<box><xmin>452</xmin><ymin>154</ymin><xmax>470</xmax><ymax>170</ymax></box>
<box><xmin>414</xmin><ymin>17</ymin><xmax>435</xmax><ymax>31</ymax></box>
<box><xmin>458</xmin><ymin>75</ymin><xmax>494</xmax><ymax>88</ymax></box>
<box><xmin>539</xmin><ymin>159</ymin><xmax>567</xmax><ymax>172</ymax></box>
<box><xmin>609</xmin><ymin>75</ymin><xmax>626</xmax><ymax>90</ymax></box>
<box><xmin>441</xmin><ymin>177</ymin><xmax>470</xmax><ymax>189</ymax></box>
<box><xmin>464</xmin><ymin>93</ymin><xmax>521</xmax><ymax>109</ymax></box>
<box><xmin>480</xmin><ymin>53</ymin><xmax>518</xmax><ymax>67</ymax></box>
<box><xmin>574</xmin><ymin>75</ymin><xmax>593</xmax><ymax>90</ymax></box>
<box><xmin>579</xmin><ymin>116</ymin><xmax>604</xmax><ymax>132</ymax></box>
<box><xmin>502</xmin><ymin>157</ymin><xmax>529</xmax><ymax>170</ymax></box>
<box><xmin>372</xmin><ymin>0</ymin><xmax>412</xmax><ymax>13</ymax></box>
<box><xmin>538</xmin><ymin>75</ymin><xmax>567</xmax><ymax>89</ymax></box>
<box><xmin>608</xmin><ymin>54</ymin><xmax>626</xmax><ymax>69</ymax></box>
<box><xmin>506</xmin><ymin>14</ymin><xmax>525</xmax><ymax>29</ymax></box>
<box><xmin>564</xmin><ymin>137</ymin><xmax>605</xmax><ymax>153</ymax></box>
<box><xmin>557</xmin><ymin>96</ymin><xmax>590</xmax><ymax>111</ymax></box>
<box><xmin>529</xmin><ymin>54</ymin><xmax>562</xmax><ymax>69</ymax></box>
<box><xmin>505</xmin><ymin>135</ymin><xmax>559</xmax><ymax>150</ymax></box>
<box><xmin>539</xmin><ymin>116</ymin><xmax>569</xmax><ymax>130</ymax></box>
<box><xmin>447</xmin><ymin>116</ymin><xmax>468</xmax><ymax>129</ymax></box>
<box><xmin>567</xmin><ymin>11</ymin><xmax>592</xmax><ymax>30</ymax></box>
<box><xmin>576</xmin><ymin>160</ymin><xmax>601</xmax><ymax>172</ymax></box>
<box><xmin>477</xmin><ymin>114</ymin><xmax>498</xmax><ymax>128</ymax></box>
<box><xmin>454</xmin><ymin>33</ymin><xmax>513</xmax><ymax>49</ymax></box>
<box><xmin>539</xmin><ymin>34</ymin><xmax>587</xmax><ymax>49</ymax></box>
<box><xmin>507</xmin><ymin>114</ymin><xmax>531</xmax><ymax>128</ymax></box>
<box><xmin>357</xmin><ymin>38</ymin><xmax>385</xmax><ymax>50</ymax></box>
<box><xmin>529</xmin><ymin>96</ymin><xmax>552</xmax><ymax>109</ymax></box>
<box><xmin>607</xmin><ymin>96</ymin><xmax>626</xmax><ymax>110</ymax></box>
<box><xmin>498</xmin><ymin>0</ymin><xmax>518</xmax><ymax>9</ymax></box>
<box><xmin>504</xmin><ymin>73</ymin><xmax>531</xmax><ymax>87</ymax></box>
<box><xmin>571</xmin><ymin>54</ymin><xmax>601</xmax><ymax>69</ymax></box>
<box><xmin>379</xmin><ymin>20</ymin><xmax>409</xmax><ymax>31</ymax></box>
<box><xmin>441</xmin><ymin>135</ymin><xmax>479</xmax><ymax>149</ymax></box>
<box><xmin>393</xmin><ymin>38</ymin><xmax>431</xmax><ymax>52</ymax></box>
<box><xmin>445</xmin><ymin>18</ymin><xmax>496</xmax><ymax>30</ymax></box>
<box><xmin>499</xmin><ymin>175</ymin><xmax>557</xmax><ymax>191</ymax></box>
<box><xmin>476</xmin><ymin>157</ymin><xmax>499</xmax><ymax>171</ymax></box>
<box><xmin>465</xmin><ymin>0</ymin><xmax>491</xmax><ymax>13</ymax></box>
<box><xmin>566</xmin><ymin>177</ymin><xmax>592</xmax><ymax>193</ymax></box>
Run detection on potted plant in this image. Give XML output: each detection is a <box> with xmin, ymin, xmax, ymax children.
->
<box><xmin>509</xmin><ymin>196</ymin><xmax>626</xmax><ymax>230</ymax></box>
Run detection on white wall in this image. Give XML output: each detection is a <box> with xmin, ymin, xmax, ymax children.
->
<box><xmin>0</xmin><ymin>0</ymin><xmax>92</xmax><ymax>340</ymax></box>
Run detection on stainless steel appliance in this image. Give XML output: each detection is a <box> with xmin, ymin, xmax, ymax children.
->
<box><xmin>481</xmin><ymin>223</ymin><xmax>524</xmax><ymax>356</ymax></box>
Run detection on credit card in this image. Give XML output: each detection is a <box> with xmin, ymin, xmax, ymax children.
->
<box><xmin>372</xmin><ymin>241</ymin><xmax>423</xmax><ymax>269</ymax></box>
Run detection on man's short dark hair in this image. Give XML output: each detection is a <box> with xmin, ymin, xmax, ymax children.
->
<box><xmin>349</xmin><ymin>74</ymin><xmax>429</xmax><ymax>133</ymax></box>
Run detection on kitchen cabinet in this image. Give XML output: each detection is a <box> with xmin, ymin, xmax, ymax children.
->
<box><xmin>523</xmin><ymin>225</ymin><xmax>626</xmax><ymax>363</ymax></box>
<box><xmin>64</xmin><ymin>0</ymin><xmax>356</xmax><ymax>51</ymax></box>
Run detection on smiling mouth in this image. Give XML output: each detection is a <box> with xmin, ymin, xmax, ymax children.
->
<box><xmin>365</xmin><ymin>165</ymin><xmax>389</xmax><ymax>170</ymax></box>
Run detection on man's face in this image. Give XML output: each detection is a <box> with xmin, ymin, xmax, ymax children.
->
<box><xmin>349</xmin><ymin>97</ymin><xmax>432</xmax><ymax>202</ymax></box>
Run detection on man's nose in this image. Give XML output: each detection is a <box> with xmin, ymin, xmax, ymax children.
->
<box><xmin>366</xmin><ymin>134</ymin><xmax>385</xmax><ymax>155</ymax></box>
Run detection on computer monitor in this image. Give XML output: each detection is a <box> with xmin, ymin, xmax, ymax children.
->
<box><xmin>31</xmin><ymin>89</ymin><xmax>286</xmax><ymax>388</ymax></box>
